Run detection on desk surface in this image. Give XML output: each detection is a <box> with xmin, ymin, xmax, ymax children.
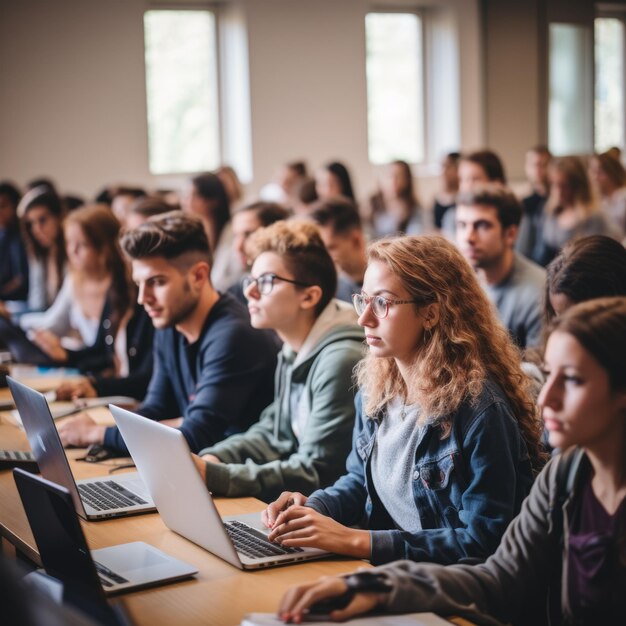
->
<box><xmin>0</xmin><ymin>391</ymin><xmax>472</xmax><ymax>626</ymax></box>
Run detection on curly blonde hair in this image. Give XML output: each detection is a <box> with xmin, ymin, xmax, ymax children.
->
<box><xmin>356</xmin><ymin>235</ymin><xmax>545</xmax><ymax>469</ymax></box>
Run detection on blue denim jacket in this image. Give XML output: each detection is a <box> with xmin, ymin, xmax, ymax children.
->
<box><xmin>306</xmin><ymin>381</ymin><xmax>534</xmax><ymax>566</ymax></box>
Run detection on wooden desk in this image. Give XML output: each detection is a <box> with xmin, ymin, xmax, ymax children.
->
<box><xmin>0</xmin><ymin>413</ymin><xmax>472</xmax><ymax>626</ymax></box>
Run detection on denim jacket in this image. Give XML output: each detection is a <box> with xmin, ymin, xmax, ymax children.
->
<box><xmin>306</xmin><ymin>381</ymin><xmax>534</xmax><ymax>566</ymax></box>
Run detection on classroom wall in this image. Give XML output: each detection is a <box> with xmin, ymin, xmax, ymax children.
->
<box><xmin>0</xmin><ymin>0</ymin><xmax>559</xmax><ymax>205</ymax></box>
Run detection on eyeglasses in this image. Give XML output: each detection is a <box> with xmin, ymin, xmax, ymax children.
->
<box><xmin>242</xmin><ymin>272</ymin><xmax>312</xmax><ymax>296</ymax></box>
<box><xmin>352</xmin><ymin>292</ymin><xmax>421</xmax><ymax>319</ymax></box>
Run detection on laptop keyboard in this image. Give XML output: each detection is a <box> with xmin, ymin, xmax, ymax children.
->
<box><xmin>225</xmin><ymin>520</ymin><xmax>304</xmax><ymax>559</ymax></box>
<box><xmin>0</xmin><ymin>449</ymin><xmax>35</xmax><ymax>461</ymax></box>
<box><xmin>78</xmin><ymin>480</ymin><xmax>147</xmax><ymax>511</ymax></box>
<box><xmin>94</xmin><ymin>560</ymin><xmax>129</xmax><ymax>588</ymax></box>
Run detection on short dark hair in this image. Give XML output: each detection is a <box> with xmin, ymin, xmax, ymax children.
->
<box><xmin>121</xmin><ymin>211</ymin><xmax>212</xmax><ymax>266</ymax></box>
<box><xmin>236</xmin><ymin>202</ymin><xmax>291</xmax><ymax>227</ymax></box>
<box><xmin>462</xmin><ymin>150</ymin><xmax>507</xmax><ymax>184</ymax></box>
<box><xmin>246</xmin><ymin>221</ymin><xmax>337</xmax><ymax>316</ymax></box>
<box><xmin>545</xmin><ymin>235</ymin><xmax>626</xmax><ymax>324</ymax></box>
<box><xmin>0</xmin><ymin>182</ymin><xmax>21</xmax><ymax>210</ymax></box>
<box><xmin>130</xmin><ymin>196</ymin><xmax>173</xmax><ymax>219</ymax></box>
<box><xmin>286</xmin><ymin>161</ymin><xmax>308</xmax><ymax>178</ymax></box>
<box><xmin>310</xmin><ymin>198</ymin><xmax>362</xmax><ymax>235</ymax></box>
<box><xmin>456</xmin><ymin>183</ymin><xmax>522</xmax><ymax>229</ymax></box>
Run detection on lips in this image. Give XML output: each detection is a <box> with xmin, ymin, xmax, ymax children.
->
<box><xmin>544</xmin><ymin>417</ymin><xmax>563</xmax><ymax>432</ymax></box>
<box><xmin>365</xmin><ymin>335</ymin><xmax>382</xmax><ymax>345</ymax></box>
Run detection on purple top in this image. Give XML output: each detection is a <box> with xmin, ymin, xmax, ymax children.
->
<box><xmin>568</xmin><ymin>478</ymin><xmax>626</xmax><ymax>623</ymax></box>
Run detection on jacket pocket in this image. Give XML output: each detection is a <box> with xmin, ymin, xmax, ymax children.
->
<box><xmin>419</xmin><ymin>454</ymin><xmax>454</xmax><ymax>490</ymax></box>
<box><xmin>418</xmin><ymin>454</ymin><xmax>460</xmax><ymax>528</ymax></box>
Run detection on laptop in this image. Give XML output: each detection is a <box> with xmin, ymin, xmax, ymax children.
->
<box><xmin>0</xmin><ymin>315</ymin><xmax>55</xmax><ymax>366</ymax></box>
<box><xmin>13</xmin><ymin>468</ymin><xmax>197</xmax><ymax>597</ymax></box>
<box><xmin>110</xmin><ymin>405</ymin><xmax>329</xmax><ymax>570</ymax></box>
<box><xmin>7</xmin><ymin>377</ymin><xmax>155</xmax><ymax>520</ymax></box>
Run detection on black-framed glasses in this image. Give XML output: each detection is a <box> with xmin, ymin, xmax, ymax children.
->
<box><xmin>242</xmin><ymin>272</ymin><xmax>313</xmax><ymax>296</ymax></box>
<box><xmin>352</xmin><ymin>292</ymin><xmax>421</xmax><ymax>319</ymax></box>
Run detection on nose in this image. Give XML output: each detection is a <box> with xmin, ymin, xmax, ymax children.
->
<box><xmin>244</xmin><ymin>280</ymin><xmax>260</xmax><ymax>301</ymax></box>
<box><xmin>137</xmin><ymin>283</ymin><xmax>152</xmax><ymax>306</ymax></box>
<box><xmin>357</xmin><ymin>301</ymin><xmax>376</xmax><ymax>328</ymax></box>
<box><xmin>537</xmin><ymin>375</ymin><xmax>561</xmax><ymax>413</ymax></box>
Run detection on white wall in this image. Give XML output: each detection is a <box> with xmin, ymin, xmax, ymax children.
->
<box><xmin>0</xmin><ymin>0</ymin><xmax>483</xmax><ymax>205</ymax></box>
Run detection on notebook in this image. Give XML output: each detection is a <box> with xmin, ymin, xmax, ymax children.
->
<box><xmin>7</xmin><ymin>376</ymin><xmax>155</xmax><ymax>520</ymax></box>
<box><xmin>110</xmin><ymin>404</ymin><xmax>329</xmax><ymax>570</ymax></box>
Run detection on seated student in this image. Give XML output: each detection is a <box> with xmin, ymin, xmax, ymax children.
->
<box><xmin>589</xmin><ymin>150</ymin><xmax>626</xmax><ymax>237</ymax></box>
<box><xmin>432</xmin><ymin>152</ymin><xmax>460</xmax><ymax>230</ymax></box>
<box><xmin>124</xmin><ymin>195</ymin><xmax>173</xmax><ymax>231</ymax></box>
<box><xmin>315</xmin><ymin>161</ymin><xmax>356</xmax><ymax>202</ymax></box>
<box><xmin>263</xmin><ymin>236</ymin><xmax>544</xmax><ymax>566</ymax></box>
<box><xmin>57</xmin><ymin>212</ymin><xmax>278</xmax><ymax>454</ymax></box>
<box><xmin>110</xmin><ymin>186</ymin><xmax>146</xmax><ymax>231</ymax></box>
<box><xmin>227</xmin><ymin>201</ymin><xmax>291</xmax><ymax>303</ymax></box>
<box><xmin>0</xmin><ymin>181</ymin><xmax>28</xmax><ymax>303</ymax></box>
<box><xmin>191</xmin><ymin>221</ymin><xmax>363</xmax><ymax>501</ymax></box>
<box><xmin>309</xmin><ymin>198</ymin><xmax>368</xmax><ymax>303</ymax></box>
<box><xmin>455</xmin><ymin>184</ymin><xmax>546</xmax><ymax>348</ymax></box>
<box><xmin>278</xmin><ymin>297</ymin><xmax>626</xmax><ymax>626</ymax></box>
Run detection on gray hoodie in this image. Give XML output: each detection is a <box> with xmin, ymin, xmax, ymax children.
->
<box><xmin>199</xmin><ymin>299</ymin><xmax>364</xmax><ymax>501</ymax></box>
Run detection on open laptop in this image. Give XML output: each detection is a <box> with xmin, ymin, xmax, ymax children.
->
<box><xmin>110</xmin><ymin>405</ymin><xmax>329</xmax><ymax>570</ymax></box>
<box><xmin>13</xmin><ymin>468</ymin><xmax>197</xmax><ymax>597</ymax></box>
<box><xmin>7</xmin><ymin>377</ymin><xmax>155</xmax><ymax>520</ymax></box>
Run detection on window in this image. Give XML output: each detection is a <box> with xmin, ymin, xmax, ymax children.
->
<box><xmin>144</xmin><ymin>10</ymin><xmax>220</xmax><ymax>175</ymax></box>
<box><xmin>595</xmin><ymin>17</ymin><xmax>625</xmax><ymax>153</ymax></box>
<box><xmin>365</xmin><ymin>13</ymin><xmax>424</xmax><ymax>165</ymax></box>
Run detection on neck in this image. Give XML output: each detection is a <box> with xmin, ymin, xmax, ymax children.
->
<box><xmin>480</xmin><ymin>248</ymin><xmax>515</xmax><ymax>286</ymax></box>
<box><xmin>395</xmin><ymin>354</ymin><xmax>421</xmax><ymax>402</ymax></box>
<box><xmin>175</xmin><ymin>287</ymin><xmax>220</xmax><ymax>344</ymax></box>
<box><xmin>585</xmin><ymin>432</ymin><xmax>626</xmax><ymax>513</ymax></box>
<box><xmin>346</xmin><ymin>255</ymin><xmax>367</xmax><ymax>284</ymax></box>
<box><xmin>276</xmin><ymin>313</ymin><xmax>318</xmax><ymax>353</ymax></box>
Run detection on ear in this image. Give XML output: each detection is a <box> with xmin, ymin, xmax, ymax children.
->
<box><xmin>188</xmin><ymin>261</ymin><xmax>211</xmax><ymax>288</ymax></box>
<box><xmin>422</xmin><ymin>303</ymin><xmax>440</xmax><ymax>330</ymax></box>
<box><xmin>298</xmin><ymin>285</ymin><xmax>323</xmax><ymax>312</ymax></box>
<box><xmin>503</xmin><ymin>224</ymin><xmax>518</xmax><ymax>247</ymax></box>
<box><xmin>350</xmin><ymin>229</ymin><xmax>364</xmax><ymax>249</ymax></box>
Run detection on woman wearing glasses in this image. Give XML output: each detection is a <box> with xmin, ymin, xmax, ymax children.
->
<box><xmin>192</xmin><ymin>220</ymin><xmax>364</xmax><ymax>501</ymax></box>
<box><xmin>263</xmin><ymin>235</ymin><xmax>545</xmax><ymax>565</ymax></box>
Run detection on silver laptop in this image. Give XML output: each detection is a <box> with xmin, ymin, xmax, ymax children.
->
<box><xmin>110</xmin><ymin>404</ymin><xmax>329</xmax><ymax>570</ymax></box>
<box><xmin>7</xmin><ymin>377</ymin><xmax>155</xmax><ymax>520</ymax></box>
<box><xmin>14</xmin><ymin>468</ymin><xmax>197</xmax><ymax>595</ymax></box>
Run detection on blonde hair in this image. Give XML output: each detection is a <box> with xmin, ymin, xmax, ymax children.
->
<box><xmin>356</xmin><ymin>235</ymin><xmax>544</xmax><ymax>468</ymax></box>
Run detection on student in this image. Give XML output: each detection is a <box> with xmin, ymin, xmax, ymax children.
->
<box><xmin>368</xmin><ymin>160</ymin><xmax>425</xmax><ymax>238</ymax></box>
<box><xmin>264</xmin><ymin>235</ymin><xmax>544</xmax><ymax>566</ymax></box>
<box><xmin>278</xmin><ymin>297</ymin><xmax>626</xmax><ymax>626</ymax></box>
<box><xmin>124</xmin><ymin>196</ymin><xmax>173</xmax><ymax>231</ymax></box>
<box><xmin>0</xmin><ymin>181</ymin><xmax>28</xmax><ymax>303</ymax></box>
<box><xmin>57</xmin><ymin>212</ymin><xmax>277</xmax><ymax>454</ymax></box>
<box><xmin>191</xmin><ymin>221</ymin><xmax>363</xmax><ymax>501</ymax></box>
<box><xmin>309</xmin><ymin>198</ymin><xmax>368</xmax><ymax>303</ymax></box>
<box><xmin>537</xmin><ymin>156</ymin><xmax>617</xmax><ymax>266</ymax></box>
<box><xmin>432</xmin><ymin>152</ymin><xmax>460</xmax><ymax>230</ymax></box>
<box><xmin>110</xmin><ymin>186</ymin><xmax>146</xmax><ymax>231</ymax></box>
<box><xmin>315</xmin><ymin>161</ymin><xmax>356</xmax><ymax>202</ymax></box>
<box><xmin>17</xmin><ymin>186</ymin><xmax>66</xmax><ymax>313</ymax></box>
<box><xmin>455</xmin><ymin>184</ymin><xmax>546</xmax><ymax>348</ymax></box>
<box><xmin>589</xmin><ymin>150</ymin><xmax>626</xmax><ymax>236</ymax></box>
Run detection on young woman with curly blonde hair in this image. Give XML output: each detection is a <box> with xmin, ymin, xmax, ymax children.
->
<box><xmin>263</xmin><ymin>235</ymin><xmax>545</xmax><ymax>566</ymax></box>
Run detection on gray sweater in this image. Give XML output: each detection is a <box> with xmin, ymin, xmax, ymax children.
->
<box><xmin>200</xmin><ymin>300</ymin><xmax>364</xmax><ymax>501</ymax></box>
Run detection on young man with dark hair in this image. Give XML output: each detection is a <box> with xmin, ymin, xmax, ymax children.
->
<box><xmin>456</xmin><ymin>184</ymin><xmax>546</xmax><ymax>348</ymax></box>
<box><xmin>58</xmin><ymin>211</ymin><xmax>278</xmax><ymax>454</ymax></box>
<box><xmin>192</xmin><ymin>220</ymin><xmax>363</xmax><ymax>501</ymax></box>
<box><xmin>309</xmin><ymin>198</ymin><xmax>368</xmax><ymax>303</ymax></box>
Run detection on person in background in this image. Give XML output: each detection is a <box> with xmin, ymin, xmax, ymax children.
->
<box><xmin>278</xmin><ymin>296</ymin><xmax>626</xmax><ymax>626</ymax></box>
<box><xmin>537</xmin><ymin>156</ymin><xmax>618</xmax><ymax>266</ymax></box>
<box><xmin>432</xmin><ymin>152</ymin><xmax>460</xmax><ymax>230</ymax></box>
<box><xmin>440</xmin><ymin>149</ymin><xmax>507</xmax><ymax>239</ymax></box>
<box><xmin>517</xmin><ymin>145</ymin><xmax>552</xmax><ymax>263</ymax></box>
<box><xmin>184</xmin><ymin>172</ymin><xmax>236</xmax><ymax>291</ymax></box>
<box><xmin>368</xmin><ymin>160</ymin><xmax>426</xmax><ymax>238</ymax></box>
<box><xmin>456</xmin><ymin>184</ymin><xmax>546</xmax><ymax>349</ymax></box>
<box><xmin>110</xmin><ymin>186</ymin><xmax>146</xmax><ymax>231</ymax></box>
<box><xmin>228</xmin><ymin>201</ymin><xmax>291</xmax><ymax>303</ymax></box>
<box><xmin>264</xmin><ymin>235</ymin><xmax>543</xmax><ymax>567</ymax></box>
<box><xmin>0</xmin><ymin>181</ymin><xmax>28</xmax><ymax>304</ymax></box>
<box><xmin>216</xmin><ymin>165</ymin><xmax>245</xmax><ymax>211</ymax></box>
<box><xmin>192</xmin><ymin>221</ymin><xmax>363</xmax><ymax>501</ymax></box>
<box><xmin>589</xmin><ymin>150</ymin><xmax>626</xmax><ymax>237</ymax></box>
<box><xmin>309</xmin><ymin>198</ymin><xmax>368</xmax><ymax>303</ymax></box>
<box><xmin>57</xmin><ymin>212</ymin><xmax>277</xmax><ymax>454</ymax></box>
<box><xmin>315</xmin><ymin>161</ymin><xmax>356</xmax><ymax>202</ymax></box>
<box><xmin>124</xmin><ymin>196</ymin><xmax>173</xmax><ymax>231</ymax></box>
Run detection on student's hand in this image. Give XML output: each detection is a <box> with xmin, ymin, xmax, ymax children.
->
<box><xmin>57</xmin><ymin>412</ymin><xmax>106</xmax><ymax>447</ymax></box>
<box><xmin>32</xmin><ymin>329</ymin><xmax>68</xmax><ymax>362</ymax></box>
<box><xmin>56</xmin><ymin>379</ymin><xmax>98</xmax><ymax>400</ymax></box>
<box><xmin>267</xmin><ymin>506</ymin><xmax>371</xmax><ymax>558</ymax></box>
<box><xmin>278</xmin><ymin>576</ymin><xmax>382</xmax><ymax>623</ymax></box>
<box><xmin>201</xmin><ymin>453</ymin><xmax>222</xmax><ymax>465</ymax></box>
<box><xmin>262</xmin><ymin>491</ymin><xmax>308</xmax><ymax>529</ymax></box>
<box><xmin>191</xmin><ymin>454</ymin><xmax>207</xmax><ymax>482</ymax></box>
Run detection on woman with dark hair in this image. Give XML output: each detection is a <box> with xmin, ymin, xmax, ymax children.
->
<box><xmin>17</xmin><ymin>186</ymin><xmax>66</xmax><ymax>312</ymax></box>
<box><xmin>0</xmin><ymin>181</ymin><xmax>28</xmax><ymax>304</ymax></box>
<box><xmin>589</xmin><ymin>151</ymin><xmax>626</xmax><ymax>236</ymax></box>
<box><xmin>184</xmin><ymin>172</ymin><xmax>236</xmax><ymax>291</ymax></box>
<box><xmin>279</xmin><ymin>297</ymin><xmax>626</xmax><ymax>626</ymax></box>
<box><xmin>315</xmin><ymin>161</ymin><xmax>356</xmax><ymax>202</ymax></box>
<box><xmin>433</xmin><ymin>152</ymin><xmax>460</xmax><ymax>229</ymax></box>
<box><xmin>368</xmin><ymin>160</ymin><xmax>426</xmax><ymax>237</ymax></box>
